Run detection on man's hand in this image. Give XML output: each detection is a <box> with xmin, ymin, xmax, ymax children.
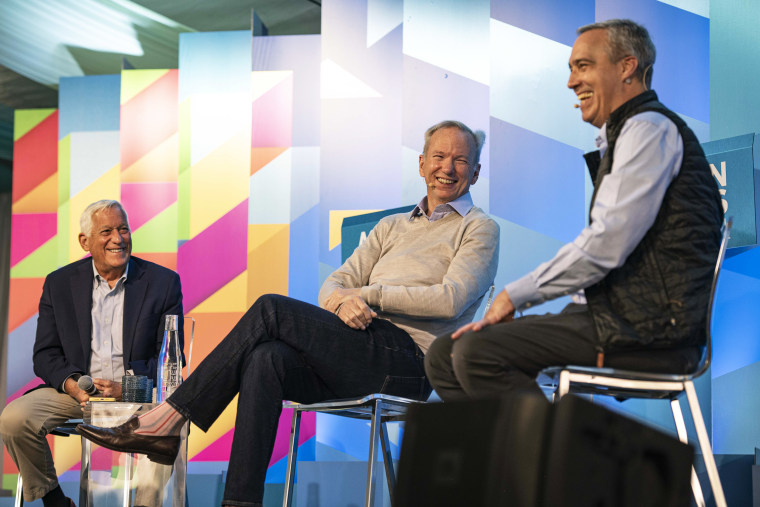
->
<box><xmin>63</xmin><ymin>377</ymin><xmax>90</xmax><ymax>407</ymax></box>
<box><xmin>451</xmin><ymin>289</ymin><xmax>516</xmax><ymax>339</ymax></box>
<box><xmin>324</xmin><ymin>288</ymin><xmax>377</xmax><ymax>330</ymax></box>
<box><xmin>93</xmin><ymin>378</ymin><xmax>122</xmax><ymax>400</ymax></box>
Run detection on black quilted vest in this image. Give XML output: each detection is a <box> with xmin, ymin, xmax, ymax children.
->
<box><xmin>584</xmin><ymin>90</ymin><xmax>723</xmax><ymax>353</ymax></box>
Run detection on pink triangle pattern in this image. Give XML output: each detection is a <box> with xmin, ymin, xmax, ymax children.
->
<box><xmin>189</xmin><ymin>408</ymin><xmax>315</xmax><ymax>466</ymax></box>
<box><xmin>121</xmin><ymin>182</ymin><xmax>177</xmax><ymax>231</ymax></box>
<box><xmin>10</xmin><ymin>213</ymin><xmax>56</xmax><ymax>267</ymax></box>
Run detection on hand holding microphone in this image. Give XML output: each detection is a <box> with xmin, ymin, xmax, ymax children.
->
<box><xmin>77</xmin><ymin>375</ymin><xmax>99</xmax><ymax>395</ymax></box>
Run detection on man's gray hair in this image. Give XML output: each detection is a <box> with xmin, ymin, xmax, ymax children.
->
<box><xmin>423</xmin><ymin>120</ymin><xmax>486</xmax><ymax>165</ymax></box>
<box><xmin>578</xmin><ymin>19</ymin><xmax>656</xmax><ymax>89</ymax></box>
<box><xmin>80</xmin><ymin>200</ymin><xmax>130</xmax><ymax>236</ymax></box>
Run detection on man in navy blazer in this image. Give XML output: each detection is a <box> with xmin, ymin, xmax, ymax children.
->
<box><xmin>0</xmin><ymin>200</ymin><xmax>182</xmax><ymax>507</ymax></box>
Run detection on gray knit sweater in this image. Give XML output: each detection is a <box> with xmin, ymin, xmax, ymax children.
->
<box><xmin>319</xmin><ymin>206</ymin><xmax>499</xmax><ymax>353</ymax></box>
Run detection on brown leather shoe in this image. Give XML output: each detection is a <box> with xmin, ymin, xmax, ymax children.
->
<box><xmin>77</xmin><ymin>416</ymin><xmax>180</xmax><ymax>466</ymax></box>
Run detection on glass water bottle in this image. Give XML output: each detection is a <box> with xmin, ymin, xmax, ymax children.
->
<box><xmin>157</xmin><ymin>314</ymin><xmax>182</xmax><ymax>402</ymax></box>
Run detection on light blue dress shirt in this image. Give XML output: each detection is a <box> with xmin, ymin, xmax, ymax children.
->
<box><xmin>88</xmin><ymin>261</ymin><xmax>128</xmax><ymax>381</ymax></box>
<box><xmin>506</xmin><ymin>111</ymin><xmax>684</xmax><ymax>311</ymax></box>
<box><xmin>411</xmin><ymin>191</ymin><xmax>475</xmax><ymax>222</ymax></box>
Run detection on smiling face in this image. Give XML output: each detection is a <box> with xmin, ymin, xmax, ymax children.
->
<box><xmin>418</xmin><ymin>127</ymin><xmax>480</xmax><ymax>212</ymax></box>
<box><xmin>567</xmin><ymin>28</ymin><xmax>637</xmax><ymax>128</ymax></box>
<box><xmin>78</xmin><ymin>206</ymin><xmax>132</xmax><ymax>283</ymax></box>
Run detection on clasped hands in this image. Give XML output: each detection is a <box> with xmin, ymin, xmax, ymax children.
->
<box><xmin>451</xmin><ymin>289</ymin><xmax>516</xmax><ymax>339</ymax></box>
<box><xmin>324</xmin><ymin>288</ymin><xmax>377</xmax><ymax>330</ymax></box>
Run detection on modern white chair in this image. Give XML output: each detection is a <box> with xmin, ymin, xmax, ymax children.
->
<box><xmin>539</xmin><ymin>219</ymin><xmax>732</xmax><ymax>507</ymax></box>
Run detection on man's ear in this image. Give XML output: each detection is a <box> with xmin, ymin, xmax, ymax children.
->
<box><xmin>470</xmin><ymin>164</ymin><xmax>481</xmax><ymax>185</ymax></box>
<box><xmin>419</xmin><ymin>154</ymin><xmax>425</xmax><ymax>177</ymax></box>
<box><xmin>620</xmin><ymin>55</ymin><xmax>639</xmax><ymax>83</ymax></box>
<box><xmin>78</xmin><ymin>233</ymin><xmax>90</xmax><ymax>252</ymax></box>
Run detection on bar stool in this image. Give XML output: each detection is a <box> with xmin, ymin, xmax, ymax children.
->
<box><xmin>282</xmin><ymin>394</ymin><xmax>420</xmax><ymax>507</ymax></box>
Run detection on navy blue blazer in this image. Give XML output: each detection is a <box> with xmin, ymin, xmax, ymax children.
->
<box><xmin>32</xmin><ymin>256</ymin><xmax>184</xmax><ymax>390</ymax></box>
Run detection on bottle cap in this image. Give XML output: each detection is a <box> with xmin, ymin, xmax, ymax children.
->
<box><xmin>164</xmin><ymin>314</ymin><xmax>179</xmax><ymax>331</ymax></box>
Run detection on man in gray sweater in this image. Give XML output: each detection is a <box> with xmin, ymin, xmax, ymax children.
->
<box><xmin>76</xmin><ymin>120</ymin><xmax>500</xmax><ymax>507</ymax></box>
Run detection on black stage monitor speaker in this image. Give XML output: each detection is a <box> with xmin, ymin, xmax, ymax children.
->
<box><xmin>394</xmin><ymin>394</ymin><xmax>693</xmax><ymax>507</ymax></box>
<box><xmin>395</xmin><ymin>393</ymin><xmax>552</xmax><ymax>507</ymax></box>
<box><xmin>544</xmin><ymin>396</ymin><xmax>694</xmax><ymax>507</ymax></box>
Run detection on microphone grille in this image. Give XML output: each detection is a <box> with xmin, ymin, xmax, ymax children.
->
<box><xmin>77</xmin><ymin>375</ymin><xmax>94</xmax><ymax>391</ymax></box>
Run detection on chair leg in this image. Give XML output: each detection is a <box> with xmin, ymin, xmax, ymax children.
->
<box><xmin>670</xmin><ymin>398</ymin><xmax>705</xmax><ymax>507</ymax></box>
<box><xmin>557</xmin><ymin>370</ymin><xmax>570</xmax><ymax>398</ymax></box>
<box><xmin>282</xmin><ymin>409</ymin><xmax>302</xmax><ymax>507</ymax></box>
<box><xmin>379</xmin><ymin>420</ymin><xmax>395</xmax><ymax>506</ymax></box>
<box><xmin>122</xmin><ymin>453</ymin><xmax>134</xmax><ymax>507</ymax></box>
<box><xmin>365</xmin><ymin>400</ymin><xmax>382</xmax><ymax>507</ymax></box>
<box><xmin>80</xmin><ymin>435</ymin><xmax>91</xmax><ymax>507</ymax></box>
<box><xmin>173</xmin><ymin>423</ymin><xmax>190</xmax><ymax>507</ymax></box>
<box><xmin>14</xmin><ymin>473</ymin><xmax>22</xmax><ymax>507</ymax></box>
<box><xmin>684</xmin><ymin>381</ymin><xmax>727</xmax><ymax>507</ymax></box>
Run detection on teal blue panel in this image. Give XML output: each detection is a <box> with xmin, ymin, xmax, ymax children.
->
<box><xmin>710</xmin><ymin>0</ymin><xmax>760</xmax><ymax>140</ymax></box>
<box><xmin>341</xmin><ymin>205</ymin><xmax>415</xmax><ymax>263</ymax></box>
<box><xmin>702</xmin><ymin>133</ymin><xmax>758</xmax><ymax>248</ymax></box>
<box><xmin>712</xmin><ymin>361</ymin><xmax>760</xmax><ymax>454</ymax></box>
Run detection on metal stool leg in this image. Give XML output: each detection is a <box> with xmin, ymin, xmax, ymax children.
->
<box><xmin>685</xmin><ymin>382</ymin><xmax>727</xmax><ymax>507</ymax></box>
<box><xmin>14</xmin><ymin>473</ymin><xmax>23</xmax><ymax>507</ymax></box>
<box><xmin>173</xmin><ymin>422</ymin><xmax>190</xmax><ymax>507</ymax></box>
<box><xmin>379</xmin><ymin>420</ymin><xmax>396</xmax><ymax>506</ymax></box>
<box><xmin>122</xmin><ymin>453</ymin><xmax>133</xmax><ymax>507</ymax></box>
<box><xmin>671</xmin><ymin>398</ymin><xmax>705</xmax><ymax>507</ymax></box>
<box><xmin>282</xmin><ymin>409</ymin><xmax>302</xmax><ymax>507</ymax></box>
<box><xmin>79</xmin><ymin>436</ymin><xmax>91</xmax><ymax>507</ymax></box>
<box><xmin>557</xmin><ymin>370</ymin><xmax>570</xmax><ymax>398</ymax></box>
<box><xmin>365</xmin><ymin>400</ymin><xmax>382</xmax><ymax>507</ymax></box>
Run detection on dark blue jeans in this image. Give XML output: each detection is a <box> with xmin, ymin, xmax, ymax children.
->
<box><xmin>167</xmin><ymin>294</ymin><xmax>429</xmax><ymax>506</ymax></box>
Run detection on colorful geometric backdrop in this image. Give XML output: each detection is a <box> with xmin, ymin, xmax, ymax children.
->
<box><xmin>5</xmin><ymin>0</ymin><xmax>760</xmax><ymax>503</ymax></box>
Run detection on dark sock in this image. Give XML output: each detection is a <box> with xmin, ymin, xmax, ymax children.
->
<box><xmin>42</xmin><ymin>484</ymin><xmax>70</xmax><ymax>507</ymax></box>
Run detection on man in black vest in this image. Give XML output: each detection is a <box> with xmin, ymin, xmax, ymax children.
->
<box><xmin>425</xmin><ymin>19</ymin><xmax>723</xmax><ymax>401</ymax></box>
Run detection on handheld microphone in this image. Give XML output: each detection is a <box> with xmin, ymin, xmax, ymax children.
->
<box><xmin>77</xmin><ymin>375</ymin><xmax>98</xmax><ymax>395</ymax></box>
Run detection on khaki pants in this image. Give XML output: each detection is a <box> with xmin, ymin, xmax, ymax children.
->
<box><xmin>0</xmin><ymin>387</ymin><xmax>169</xmax><ymax>505</ymax></box>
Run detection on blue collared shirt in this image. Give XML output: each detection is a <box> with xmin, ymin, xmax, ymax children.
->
<box><xmin>506</xmin><ymin>111</ymin><xmax>683</xmax><ymax>310</ymax></box>
<box><xmin>88</xmin><ymin>261</ymin><xmax>128</xmax><ymax>382</ymax></box>
<box><xmin>410</xmin><ymin>192</ymin><xmax>474</xmax><ymax>222</ymax></box>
